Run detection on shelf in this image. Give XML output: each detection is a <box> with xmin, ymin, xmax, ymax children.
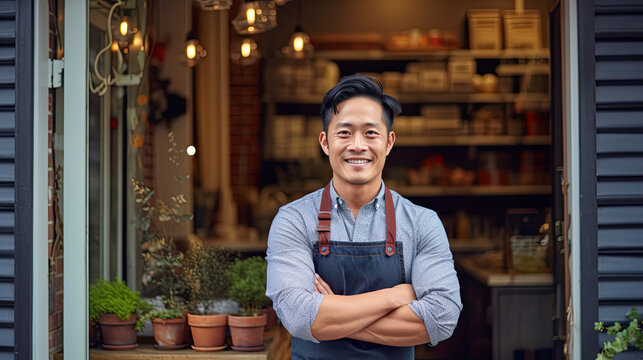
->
<box><xmin>395</xmin><ymin>135</ymin><xmax>550</xmax><ymax>146</ymax></box>
<box><xmin>265</xmin><ymin>93</ymin><xmax>549</xmax><ymax>104</ymax></box>
<box><xmin>309</xmin><ymin>49</ymin><xmax>550</xmax><ymax>61</ymax></box>
<box><xmin>450</xmin><ymin>239</ymin><xmax>498</xmax><ymax>253</ymax></box>
<box><xmin>393</xmin><ymin>185</ymin><xmax>551</xmax><ymax>197</ymax></box>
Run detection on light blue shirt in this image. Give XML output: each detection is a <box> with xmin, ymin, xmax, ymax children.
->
<box><xmin>265</xmin><ymin>180</ymin><xmax>462</xmax><ymax>346</ymax></box>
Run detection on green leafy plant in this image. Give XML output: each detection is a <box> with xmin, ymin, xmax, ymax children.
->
<box><xmin>141</xmin><ymin>290</ymin><xmax>186</xmax><ymax>322</ymax></box>
<box><xmin>133</xmin><ymin>132</ymin><xmax>193</xmax><ymax>300</ymax></box>
<box><xmin>89</xmin><ymin>278</ymin><xmax>153</xmax><ymax>331</ymax></box>
<box><xmin>184</xmin><ymin>243</ymin><xmax>235</xmax><ymax>314</ymax></box>
<box><xmin>594</xmin><ymin>308</ymin><xmax>643</xmax><ymax>360</ymax></box>
<box><xmin>226</xmin><ymin>257</ymin><xmax>268</xmax><ymax>316</ymax></box>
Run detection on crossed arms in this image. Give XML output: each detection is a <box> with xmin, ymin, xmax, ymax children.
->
<box><xmin>265</xmin><ymin>206</ymin><xmax>462</xmax><ymax>347</ymax></box>
<box><xmin>311</xmin><ymin>274</ymin><xmax>430</xmax><ymax>346</ymax></box>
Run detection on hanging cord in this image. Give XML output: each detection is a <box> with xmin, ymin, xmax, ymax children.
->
<box><xmin>89</xmin><ymin>1</ymin><xmax>125</xmax><ymax>95</ymax></box>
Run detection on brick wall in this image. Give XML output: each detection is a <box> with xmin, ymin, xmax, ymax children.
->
<box><xmin>48</xmin><ymin>3</ymin><xmax>63</xmax><ymax>358</ymax></box>
<box><xmin>229</xmin><ymin>61</ymin><xmax>262</xmax><ymax>224</ymax></box>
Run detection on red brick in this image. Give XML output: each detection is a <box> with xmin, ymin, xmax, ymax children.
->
<box><xmin>55</xmin><ymin>257</ymin><xmax>63</xmax><ymax>274</ymax></box>
<box><xmin>54</xmin><ymin>293</ymin><xmax>63</xmax><ymax>311</ymax></box>
<box><xmin>229</xmin><ymin>75</ymin><xmax>260</xmax><ymax>86</ymax></box>
<box><xmin>230</xmin><ymin>86</ymin><xmax>260</xmax><ymax>96</ymax></box>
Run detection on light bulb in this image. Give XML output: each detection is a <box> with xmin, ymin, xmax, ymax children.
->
<box><xmin>246</xmin><ymin>8</ymin><xmax>256</xmax><ymax>25</ymax></box>
<box><xmin>241</xmin><ymin>42</ymin><xmax>251</xmax><ymax>57</ymax></box>
<box><xmin>111</xmin><ymin>41</ymin><xmax>120</xmax><ymax>52</ymax></box>
<box><xmin>119</xmin><ymin>20</ymin><xmax>128</xmax><ymax>36</ymax></box>
<box><xmin>187</xmin><ymin>146</ymin><xmax>196</xmax><ymax>156</ymax></box>
<box><xmin>132</xmin><ymin>32</ymin><xmax>143</xmax><ymax>49</ymax></box>
<box><xmin>186</xmin><ymin>43</ymin><xmax>197</xmax><ymax>60</ymax></box>
<box><xmin>248</xmin><ymin>26</ymin><xmax>255</xmax><ymax>33</ymax></box>
<box><xmin>293</xmin><ymin>36</ymin><xmax>304</xmax><ymax>52</ymax></box>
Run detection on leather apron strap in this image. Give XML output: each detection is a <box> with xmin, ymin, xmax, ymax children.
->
<box><xmin>317</xmin><ymin>183</ymin><xmax>396</xmax><ymax>256</ymax></box>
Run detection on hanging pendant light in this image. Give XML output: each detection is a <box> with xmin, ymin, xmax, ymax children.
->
<box><xmin>232</xmin><ymin>0</ymin><xmax>277</xmax><ymax>35</ymax></box>
<box><xmin>231</xmin><ymin>37</ymin><xmax>261</xmax><ymax>66</ymax></box>
<box><xmin>194</xmin><ymin>0</ymin><xmax>233</xmax><ymax>10</ymax></box>
<box><xmin>282</xmin><ymin>25</ymin><xmax>314</xmax><ymax>59</ymax></box>
<box><xmin>186</xmin><ymin>31</ymin><xmax>207</xmax><ymax>67</ymax></box>
<box><xmin>273</xmin><ymin>0</ymin><xmax>291</xmax><ymax>5</ymax></box>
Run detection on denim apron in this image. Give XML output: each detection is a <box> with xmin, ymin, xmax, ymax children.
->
<box><xmin>291</xmin><ymin>183</ymin><xmax>414</xmax><ymax>360</ymax></box>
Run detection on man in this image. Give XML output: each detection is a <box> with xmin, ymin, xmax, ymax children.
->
<box><xmin>266</xmin><ymin>74</ymin><xmax>462</xmax><ymax>359</ymax></box>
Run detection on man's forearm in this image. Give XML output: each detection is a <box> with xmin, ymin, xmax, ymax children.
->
<box><xmin>347</xmin><ymin>305</ymin><xmax>430</xmax><ymax>347</ymax></box>
<box><xmin>310</xmin><ymin>285</ymin><xmax>415</xmax><ymax>341</ymax></box>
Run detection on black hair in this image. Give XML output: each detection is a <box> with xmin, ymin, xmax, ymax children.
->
<box><xmin>320</xmin><ymin>74</ymin><xmax>401</xmax><ymax>133</ymax></box>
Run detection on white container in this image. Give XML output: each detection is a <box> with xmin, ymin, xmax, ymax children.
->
<box><xmin>467</xmin><ymin>9</ymin><xmax>502</xmax><ymax>50</ymax></box>
<box><xmin>448</xmin><ymin>57</ymin><xmax>476</xmax><ymax>74</ymax></box>
<box><xmin>418</xmin><ymin>71</ymin><xmax>447</xmax><ymax>92</ymax></box>
<box><xmin>503</xmin><ymin>10</ymin><xmax>541</xmax><ymax>49</ymax></box>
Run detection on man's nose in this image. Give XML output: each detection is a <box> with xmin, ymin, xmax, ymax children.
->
<box><xmin>348</xmin><ymin>134</ymin><xmax>368</xmax><ymax>151</ymax></box>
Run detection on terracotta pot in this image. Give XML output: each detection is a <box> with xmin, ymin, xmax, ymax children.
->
<box><xmin>89</xmin><ymin>320</ymin><xmax>96</xmax><ymax>347</ymax></box>
<box><xmin>187</xmin><ymin>313</ymin><xmax>227</xmax><ymax>350</ymax></box>
<box><xmin>259</xmin><ymin>307</ymin><xmax>278</xmax><ymax>332</ymax></box>
<box><xmin>228</xmin><ymin>313</ymin><xmax>267</xmax><ymax>349</ymax></box>
<box><xmin>98</xmin><ymin>313</ymin><xmax>137</xmax><ymax>349</ymax></box>
<box><xmin>152</xmin><ymin>317</ymin><xmax>186</xmax><ymax>347</ymax></box>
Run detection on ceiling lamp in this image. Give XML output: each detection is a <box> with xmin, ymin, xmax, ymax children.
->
<box><xmin>231</xmin><ymin>37</ymin><xmax>261</xmax><ymax>65</ymax></box>
<box><xmin>186</xmin><ymin>32</ymin><xmax>207</xmax><ymax>67</ymax></box>
<box><xmin>232</xmin><ymin>0</ymin><xmax>277</xmax><ymax>35</ymax></box>
<box><xmin>273</xmin><ymin>0</ymin><xmax>291</xmax><ymax>5</ymax></box>
<box><xmin>282</xmin><ymin>25</ymin><xmax>313</xmax><ymax>59</ymax></box>
<box><xmin>194</xmin><ymin>0</ymin><xmax>233</xmax><ymax>10</ymax></box>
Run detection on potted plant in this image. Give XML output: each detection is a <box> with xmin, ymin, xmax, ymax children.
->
<box><xmin>142</xmin><ymin>293</ymin><xmax>188</xmax><ymax>350</ymax></box>
<box><xmin>184</xmin><ymin>242</ymin><xmax>234</xmax><ymax>352</ymax></box>
<box><xmin>89</xmin><ymin>278</ymin><xmax>152</xmax><ymax>350</ymax></box>
<box><xmin>226</xmin><ymin>256</ymin><xmax>268</xmax><ymax>351</ymax></box>
<box><xmin>131</xmin><ymin>135</ymin><xmax>194</xmax><ymax>348</ymax></box>
<box><xmin>594</xmin><ymin>308</ymin><xmax>642</xmax><ymax>359</ymax></box>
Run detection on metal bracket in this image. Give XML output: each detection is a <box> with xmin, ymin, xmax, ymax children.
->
<box><xmin>48</xmin><ymin>59</ymin><xmax>64</xmax><ymax>89</ymax></box>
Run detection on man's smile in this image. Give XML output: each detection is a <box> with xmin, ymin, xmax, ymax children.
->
<box><xmin>345</xmin><ymin>157</ymin><xmax>372</xmax><ymax>167</ymax></box>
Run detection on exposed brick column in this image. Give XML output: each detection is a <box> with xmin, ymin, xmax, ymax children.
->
<box><xmin>229</xmin><ymin>61</ymin><xmax>261</xmax><ymax>225</ymax></box>
<box><xmin>48</xmin><ymin>3</ymin><xmax>63</xmax><ymax>358</ymax></box>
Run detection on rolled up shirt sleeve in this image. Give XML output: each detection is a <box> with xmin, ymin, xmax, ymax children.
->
<box><xmin>266</xmin><ymin>206</ymin><xmax>324</xmax><ymax>343</ymax></box>
<box><xmin>407</xmin><ymin>210</ymin><xmax>462</xmax><ymax>346</ymax></box>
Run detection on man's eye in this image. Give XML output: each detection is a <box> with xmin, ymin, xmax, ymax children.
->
<box><xmin>366</xmin><ymin>131</ymin><xmax>378</xmax><ymax>135</ymax></box>
<box><xmin>338</xmin><ymin>131</ymin><xmax>350</xmax><ymax>136</ymax></box>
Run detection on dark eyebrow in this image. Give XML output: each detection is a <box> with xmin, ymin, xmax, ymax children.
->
<box><xmin>334</xmin><ymin>121</ymin><xmax>382</xmax><ymax>129</ymax></box>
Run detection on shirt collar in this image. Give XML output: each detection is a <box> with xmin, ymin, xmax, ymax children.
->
<box><xmin>329</xmin><ymin>179</ymin><xmax>386</xmax><ymax>209</ymax></box>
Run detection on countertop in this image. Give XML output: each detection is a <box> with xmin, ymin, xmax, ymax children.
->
<box><xmin>458</xmin><ymin>254</ymin><xmax>553</xmax><ymax>287</ymax></box>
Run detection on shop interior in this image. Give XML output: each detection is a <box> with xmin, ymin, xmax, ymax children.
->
<box><xmin>83</xmin><ymin>0</ymin><xmax>562</xmax><ymax>358</ymax></box>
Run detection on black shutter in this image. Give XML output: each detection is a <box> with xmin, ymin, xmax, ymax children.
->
<box><xmin>580</xmin><ymin>0</ymin><xmax>643</xmax><ymax>358</ymax></box>
<box><xmin>0</xmin><ymin>0</ymin><xmax>32</xmax><ymax>358</ymax></box>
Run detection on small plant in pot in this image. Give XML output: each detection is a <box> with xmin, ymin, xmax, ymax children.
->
<box><xmin>226</xmin><ymin>256</ymin><xmax>268</xmax><ymax>351</ymax></box>
<box><xmin>184</xmin><ymin>241</ymin><xmax>235</xmax><ymax>352</ymax></box>
<box><xmin>89</xmin><ymin>278</ymin><xmax>152</xmax><ymax>350</ymax></box>
<box><xmin>142</xmin><ymin>292</ymin><xmax>188</xmax><ymax>350</ymax></box>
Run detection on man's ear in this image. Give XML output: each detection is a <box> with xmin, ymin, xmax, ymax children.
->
<box><xmin>319</xmin><ymin>131</ymin><xmax>330</xmax><ymax>156</ymax></box>
<box><xmin>385</xmin><ymin>131</ymin><xmax>395</xmax><ymax>156</ymax></box>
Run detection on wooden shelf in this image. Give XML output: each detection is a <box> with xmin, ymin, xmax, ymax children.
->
<box><xmin>395</xmin><ymin>135</ymin><xmax>550</xmax><ymax>147</ymax></box>
<box><xmin>265</xmin><ymin>93</ymin><xmax>549</xmax><ymax>104</ymax></box>
<box><xmin>307</xmin><ymin>48</ymin><xmax>550</xmax><ymax>61</ymax></box>
<box><xmin>393</xmin><ymin>185</ymin><xmax>551</xmax><ymax>197</ymax></box>
<box><xmin>450</xmin><ymin>239</ymin><xmax>498</xmax><ymax>253</ymax></box>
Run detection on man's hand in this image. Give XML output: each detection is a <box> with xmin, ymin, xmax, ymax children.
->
<box><xmin>314</xmin><ymin>273</ymin><xmax>334</xmax><ymax>295</ymax></box>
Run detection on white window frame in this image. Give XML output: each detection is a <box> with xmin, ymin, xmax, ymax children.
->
<box><xmin>63</xmin><ymin>0</ymin><xmax>89</xmax><ymax>358</ymax></box>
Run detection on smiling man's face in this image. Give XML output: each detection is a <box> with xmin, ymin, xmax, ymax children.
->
<box><xmin>320</xmin><ymin>96</ymin><xmax>395</xmax><ymax>190</ymax></box>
